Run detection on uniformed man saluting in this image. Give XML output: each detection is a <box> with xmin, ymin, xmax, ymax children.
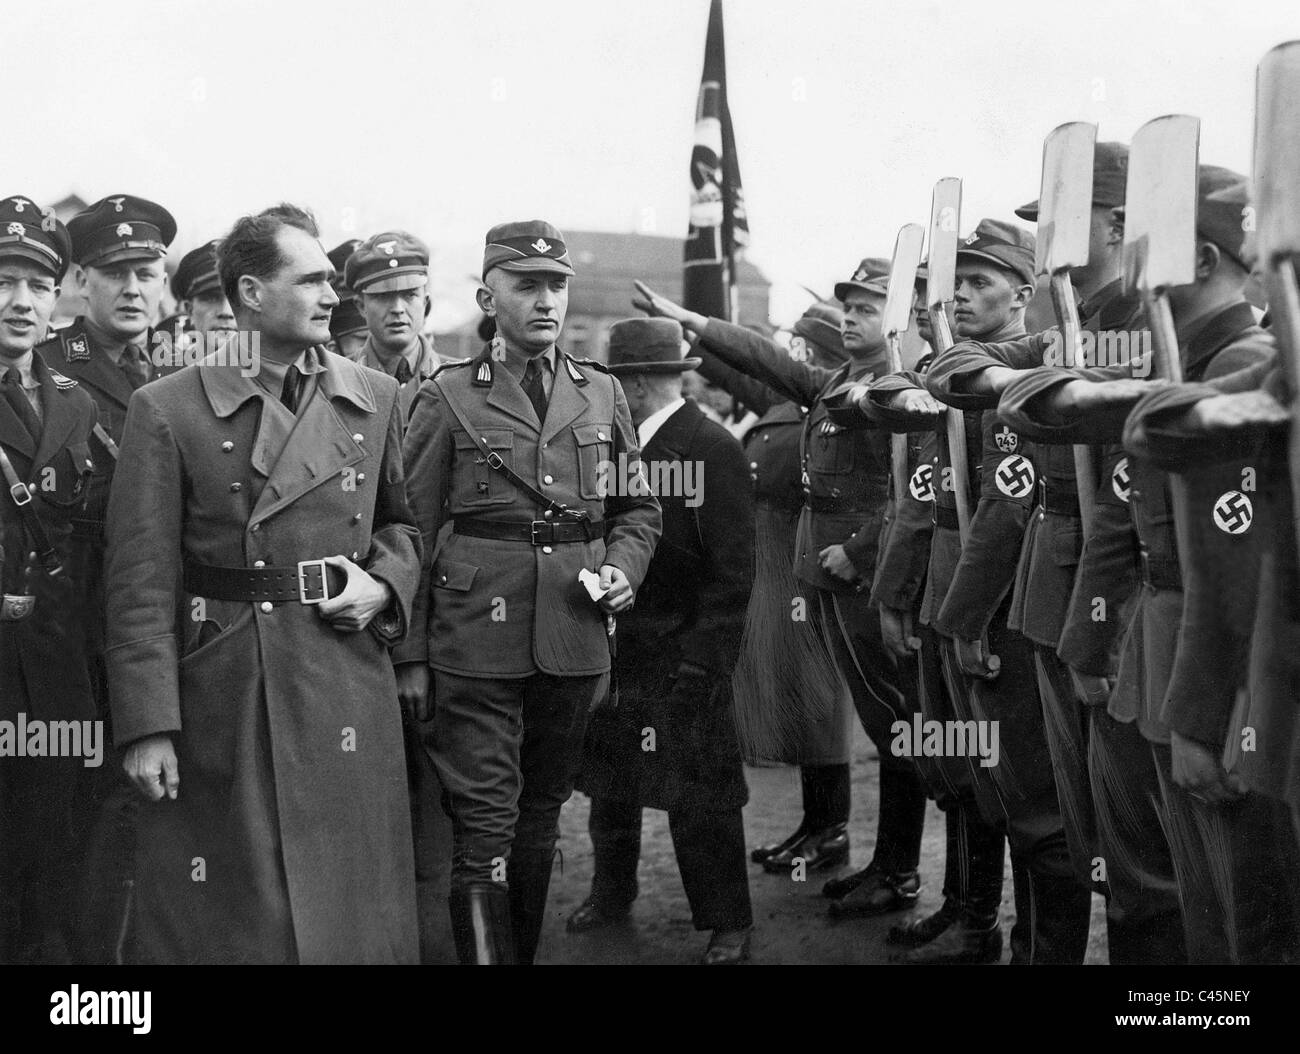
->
<box><xmin>0</xmin><ymin>196</ymin><xmax>98</xmax><ymax>963</ymax></box>
<box><xmin>395</xmin><ymin>221</ymin><xmax>662</xmax><ymax>965</ymax></box>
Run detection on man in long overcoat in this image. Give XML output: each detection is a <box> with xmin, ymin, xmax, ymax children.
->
<box><xmin>104</xmin><ymin>204</ymin><xmax>422</xmax><ymax>964</ymax></box>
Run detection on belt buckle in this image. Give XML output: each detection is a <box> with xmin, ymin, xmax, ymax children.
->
<box><xmin>297</xmin><ymin>558</ymin><xmax>331</xmax><ymax>604</ymax></box>
<box><xmin>529</xmin><ymin>520</ymin><xmax>552</xmax><ymax>546</ymax></box>
<box><xmin>9</xmin><ymin>481</ymin><xmax>32</xmax><ymax>507</ymax></box>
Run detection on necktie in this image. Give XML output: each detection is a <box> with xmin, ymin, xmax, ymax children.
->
<box><xmin>395</xmin><ymin>357</ymin><xmax>413</xmax><ymax>385</ymax></box>
<box><xmin>280</xmin><ymin>365</ymin><xmax>304</xmax><ymax>416</ymax></box>
<box><xmin>1</xmin><ymin>367</ymin><xmax>41</xmax><ymax>443</ymax></box>
<box><xmin>120</xmin><ymin>344</ymin><xmax>149</xmax><ymax>389</ymax></box>
<box><xmin>522</xmin><ymin>358</ymin><xmax>548</xmax><ymax>423</ymax></box>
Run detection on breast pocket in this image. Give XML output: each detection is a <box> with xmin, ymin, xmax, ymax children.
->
<box><xmin>37</xmin><ymin>441</ymin><xmax>96</xmax><ymax>508</ymax></box>
<box><xmin>809</xmin><ymin>429</ymin><xmax>856</xmax><ymax>478</ymax></box>
<box><xmin>573</xmin><ymin>422</ymin><xmax>613</xmax><ymax>500</ymax></box>
<box><xmin>454</xmin><ymin>428</ymin><xmax>516</xmax><ymax>506</ymax></box>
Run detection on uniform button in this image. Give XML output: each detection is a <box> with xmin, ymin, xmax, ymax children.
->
<box><xmin>543</xmin><ymin>509</ymin><xmax>553</xmax><ymax>519</ymax></box>
<box><xmin>831</xmin><ymin>487</ymin><xmax>841</xmax><ymax>498</ymax></box>
<box><xmin>259</xmin><ymin>601</ymin><xmax>274</xmax><ymax>614</ymax></box>
<box><xmin>543</xmin><ymin>474</ymin><xmax>554</xmax><ymax>484</ymax></box>
<box><xmin>250</xmin><ymin>523</ymin><xmax>260</xmax><ymax>533</ymax></box>
<box><xmin>253</xmin><ymin>560</ymin><xmax>266</xmax><ymax>568</ymax></box>
<box><xmin>439</xmin><ymin>574</ymin><xmax>448</xmax><ymax>585</ymax></box>
<box><xmin>598</xmin><ymin>431</ymin><xmax>607</xmax><ymax>441</ymax></box>
<box><xmin>356</xmin><ymin>473</ymin><xmax>366</xmax><ymax>483</ymax></box>
<box><xmin>230</xmin><ymin>482</ymin><xmax>242</xmax><ymax>492</ymax></box>
<box><xmin>221</xmin><ymin>441</ymin><xmax>233</xmax><ymax>452</ymax></box>
<box><xmin>351</xmin><ymin>551</ymin><xmax>359</xmax><ymax>560</ymax></box>
<box><xmin>542</xmin><ymin>546</ymin><xmax>553</xmax><ymax>554</ymax></box>
<box><xmin>352</xmin><ymin>433</ymin><xmax>364</xmax><ymax>442</ymax></box>
<box><xmin>352</xmin><ymin>513</ymin><xmax>362</xmax><ymax>523</ymax></box>
<box><xmin>749</xmin><ymin>461</ymin><xmax>758</xmax><ymax>470</ymax></box>
<box><xmin>762</xmin><ymin>434</ymin><xmax>770</xmax><ymax>442</ymax></box>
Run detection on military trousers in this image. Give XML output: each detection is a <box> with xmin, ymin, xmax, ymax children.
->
<box><xmin>809</xmin><ymin>586</ymin><xmax>926</xmax><ymax>874</ymax></box>
<box><xmin>426</xmin><ymin>670</ymin><xmax>600</xmax><ymax>891</ymax></box>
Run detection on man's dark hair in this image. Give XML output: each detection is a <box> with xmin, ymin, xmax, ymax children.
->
<box><xmin>217</xmin><ymin>203</ymin><xmax>320</xmax><ymax>310</ymax></box>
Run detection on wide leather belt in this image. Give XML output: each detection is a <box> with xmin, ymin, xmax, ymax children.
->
<box><xmin>1140</xmin><ymin>551</ymin><xmax>1182</xmax><ymax>591</ymax></box>
<box><xmin>183</xmin><ymin>559</ymin><xmax>347</xmax><ymax>605</ymax></box>
<box><xmin>453</xmin><ymin>517</ymin><xmax>602</xmax><ymax>545</ymax></box>
<box><xmin>934</xmin><ymin>504</ymin><xmax>960</xmax><ymax>530</ymax></box>
<box><xmin>1037</xmin><ymin>478</ymin><xmax>1080</xmax><ymax>517</ymax></box>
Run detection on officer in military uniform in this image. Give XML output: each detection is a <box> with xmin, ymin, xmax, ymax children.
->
<box><xmin>395</xmin><ymin>221</ymin><xmax>662</xmax><ymax>965</ymax></box>
<box><xmin>345</xmin><ymin>232</ymin><xmax>438</xmax><ymax>422</ymax></box>
<box><xmin>173</xmin><ymin>241</ymin><xmax>237</xmax><ymax>340</ymax></box>
<box><xmin>633</xmin><ymin>259</ymin><xmax>929</xmax><ymax>920</ymax></box>
<box><xmin>326</xmin><ymin>239</ymin><xmax>368</xmax><ymax>360</ymax></box>
<box><xmin>0</xmin><ymin>196</ymin><xmax>98</xmax><ymax>962</ymax></box>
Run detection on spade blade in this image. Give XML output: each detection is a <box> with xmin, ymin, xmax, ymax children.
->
<box><xmin>883</xmin><ymin>223</ymin><xmax>925</xmax><ymax>338</ymax></box>
<box><xmin>1036</xmin><ymin>121</ymin><xmax>1097</xmax><ymax>276</ymax></box>
<box><xmin>1123</xmin><ymin>114</ymin><xmax>1200</xmax><ymax>296</ymax></box>
<box><xmin>1255</xmin><ymin>41</ymin><xmax>1300</xmax><ymax>266</ymax></box>
<box><xmin>926</xmin><ymin>177</ymin><xmax>962</xmax><ymax>310</ymax></box>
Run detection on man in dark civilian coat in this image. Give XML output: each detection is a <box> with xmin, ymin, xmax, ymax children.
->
<box><xmin>571</xmin><ymin>317</ymin><xmax>756</xmax><ymax>964</ymax></box>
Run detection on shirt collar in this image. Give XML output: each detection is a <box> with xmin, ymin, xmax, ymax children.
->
<box><xmin>637</xmin><ymin>396</ymin><xmax>686</xmax><ymax>448</ymax></box>
<box><xmin>255</xmin><ymin>347</ymin><xmax>323</xmax><ymax>394</ymax></box>
<box><xmin>2</xmin><ymin>350</ymin><xmax>36</xmax><ymax>389</ymax></box>
<box><xmin>502</xmin><ymin>345</ymin><xmax>556</xmax><ymax>382</ymax></box>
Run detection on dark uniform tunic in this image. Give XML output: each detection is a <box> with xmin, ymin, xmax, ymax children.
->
<box><xmin>0</xmin><ymin>350</ymin><xmax>97</xmax><ymax>963</ymax></box>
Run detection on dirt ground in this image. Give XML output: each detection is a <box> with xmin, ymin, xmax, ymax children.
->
<box><xmin>421</xmin><ymin>723</ymin><xmax>1109</xmax><ymax>965</ymax></box>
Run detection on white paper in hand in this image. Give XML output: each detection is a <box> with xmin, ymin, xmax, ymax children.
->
<box><xmin>578</xmin><ymin>567</ymin><xmax>608</xmax><ymax>602</ymax></box>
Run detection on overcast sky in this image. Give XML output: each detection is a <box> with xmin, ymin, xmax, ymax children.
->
<box><xmin>12</xmin><ymin>0</ymin><xmax>1297</xmax><ymax>326</ymax></box>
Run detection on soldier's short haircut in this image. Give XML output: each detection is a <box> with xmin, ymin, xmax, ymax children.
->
<box><xmin>218</xmin><ymin>203</ymin><xmax>320</xmax><ymax>310</ymax></box>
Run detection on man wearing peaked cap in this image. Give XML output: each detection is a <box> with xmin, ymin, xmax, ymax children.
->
<box><xmin>325</xmin><ymin>239</ymin><xmax>367</xmax><ymax>360</ymax></box>
<box><xmin>833</xmin><ymin>256</ymin><xmax>891</xmax><ymax>304</ymax></box>
<box><xmin>1015</xmin><ymin>140</ymin><xmax>1129</xmax><ymax>222</ymax></box>
<box><xmin>573</xmin><ymin>317</ymin><xmax>756</xmax><ymax>963</ymax></box>
<box><xmin>395</xmin><ymin>218</ymin><xmax>661</xmax><ymax>964</ymax></box>
<box><xmin>346</xmin><ymin>231</ymin><xmax>438</xmax><ymax>422</ymax></box>
<box><xmin>172</xmin><ymin>240</ymin><xmax>236</xmax><ymax>339</ymax></box>
<box><xmin>633</xmin><ymin>264</ymin><xmax>930</xmax><ymax>922</ymax></box>
<box><xmin>0</xmin><ymin>195</ymin><xmax>99</xmax><ymax>964</ymax></box>
<box><xmin>35</xmin><ymin>193</ymin><xmax>176</xmax><ymax>963</ymax></box>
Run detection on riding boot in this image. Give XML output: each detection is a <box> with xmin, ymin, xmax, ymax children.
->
<box><xmin>449</xmin><ymin>885</ymin><xmax>514</xmax><ymax>965</ymax></box>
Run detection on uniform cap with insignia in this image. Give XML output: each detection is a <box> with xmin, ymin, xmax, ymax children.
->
<box><xmin>956</xmin><ymin>218</ymin><xmax>1037</xmax><ymax>286</ymax></box>
<box><xmin>0</xmin><ymin>195</ymin><xmax>72</xmax><ymax>281</ymax></box>
<box><xmin>328</xmin><ymin>238</ymin><xmax>365</xmax><ymax>299</ymax></box>
<box><xmin>344</xmin><ymin>231</ymin><xmax>429</xmax><ymax>295</ymax></box>
<box><xmin>1015</xmin><ymin>140</ymin><xmax>1129</xmax><ymax>221</ymax></box>
<box><xmin>604</xmin><ymin>317</ymin><xmax>701</xmax><ymax>375</ymax></box>
<box><xmin>67</xmin><ymin>194</ymin><xmax>177</xmax><ymax>268</ymax></box>
<box><xmin>481</xmin><ymin>219</ymin><xmax>575</xmax><ymax>281</ymax></box>
<box><xmin>172</xmin><ymin>240</ymin><xmax>223</xmax><ymax>300</ymax></box>
<box><xmin>1110</xmin><ymin>164</ymin><xmax>1252</xmax><ymax>270</ymax></box>
<box><xmin>833</xmin><ymin>256</ymin><xmax>891</xmax><ymax>302</ymax></box>
<box><xmin>792</xmin><ymin>301</ymin><xmax>847</xmax><ymax>363</ymax></box>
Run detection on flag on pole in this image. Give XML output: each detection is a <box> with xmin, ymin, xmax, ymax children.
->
<box><xmin>683</xmin><ymin>0</ymin><xmax>748</xmax><ymax>322</ymax></box>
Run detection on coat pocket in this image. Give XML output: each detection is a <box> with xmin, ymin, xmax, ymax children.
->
<box><xmin>573</xmin><ymin>423</ymin><xmax>613</xmax><ymax>500</ymax></box>
<box><xmin>431</xmin><ymin>557</ymin><xmax>479</xmax><ymax>592</ymax></box>
<box><xmin>39</xmin><ymin>440</ymin><xmax>96</xmax><ymax>508</ymax></box>
<box><xmin>453</xmin><ymin>428</ymin><xmax>516</xmax><ymax>506</ymax></box>
<box><xmin>1050</xmin><ymin>520</ymin><xmax>1083</xmax><ymax>568</ymax></box>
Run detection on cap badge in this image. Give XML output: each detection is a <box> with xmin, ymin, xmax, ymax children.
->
<box><xmin>10</xmin><ymin>199</ymin><xmax>25</xmax><ymax>213</ymax></box>
<box><xmin>963</xmin><ymin>233</ymin><xmax>980</xmax><ymax>245</ymax></box>
<box><xmin>377</xmin><ymin>240</ymin><xmax>396</xmax><ymax>255</ymax></box>
<box><xmin>531</xmin><ymin>238</ymin><xmax>552</xmax><ymax>254</ymax></box>
<box><xmin>108</xmin><ymin>197</ymin><xmax>126</xmax><ymax>212</ymax></box>
<box><xmin>852</xmin><ymin>267</ymin><xmax>867</xmax><ymax>281</ymax></box>
<box><xmin>116</xmin><ymin>223</ymin><xmax>133</xmax><ymax>237</ymax></box>
<box><xmin>6</xmin><ymin>222</ymin><xmax>24</xmax><ymax>236</ymax></box>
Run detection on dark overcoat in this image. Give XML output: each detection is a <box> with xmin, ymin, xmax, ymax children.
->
<box><xmin>103</xmin><ymin>349</ymin><xmax>422</xmax><ymax>964</ymax></box>
<box><xmin>580</xmin><ymin>399</ymin><xmax>753</xmax><ymax>811</ymax></box>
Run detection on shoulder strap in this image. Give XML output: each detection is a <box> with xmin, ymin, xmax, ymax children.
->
<box><xmin>435</xmin><ymin>375</ymin><xmax>588</xmax><ymax>521</ymax></box>
<box><xmin>0</xmin><ymin>443</ymin><xmax>61</xmax><ymax>574</ymax></box>
<box><xmin>91</xmin><ymin>422</ymin><xmax>119</xmax><ymax>462</ymax></box>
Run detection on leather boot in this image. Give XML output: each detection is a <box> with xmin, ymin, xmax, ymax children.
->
<box><xmin>1009</xmin><ymin>853</ymin><xmax>1032</xmax><ymax>964</ymax></box>
<box><xmin>508</xmin><ymin>849</ymin><xmax>556</xmax><ymax>965</ymax></box>
<box><xmin>827</xmin><ymin>866</ymin><xmax>920</xmax><ymax>919</ymax></box>
<box><xmin>750</xmin><ymin>822</ymin><xmax>809</xmax><ymax>866</ymax></box>
<box><xmin>888</xmin><ymin>807</ymin><xmax>962</xmax><ymax>946</ymax></box>
<box><xmin>761</xmin><ymin>822</ymin><xmax>849</xmax><ymax>873</ymax></box>
<box><xmin>1028</xmin><ymin>871</ymin><xmax>1091</xmax><ymax>964</ymax></box>
<box><xmin>895</xmin><ymin>915</ymin><xmax>1003</xmax><ymax>964</ymax></box>
<box><xmin>963</xmin><ymin>806</ymin><xmax>1006</xmax><ymax>932</ymax></box>
<box><xmin>449</xmin><ymin>885</ymin><xmax>515</xmax><ymax>965</ymax></box>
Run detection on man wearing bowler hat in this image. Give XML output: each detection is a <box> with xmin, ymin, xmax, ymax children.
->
<box><xmin>396</xmin><ymin>220</ymin><xmax>661</xmax><ymax>964</ymax></box>
<box><xmin>345</xmin><ymin>231</ymin><xmax>438</xmax><ymax>422</ymax></box>
<box><xmin>570</xmin><ymin>317</ymin><xmax>755</xmax><ymax>964</ymax></box>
